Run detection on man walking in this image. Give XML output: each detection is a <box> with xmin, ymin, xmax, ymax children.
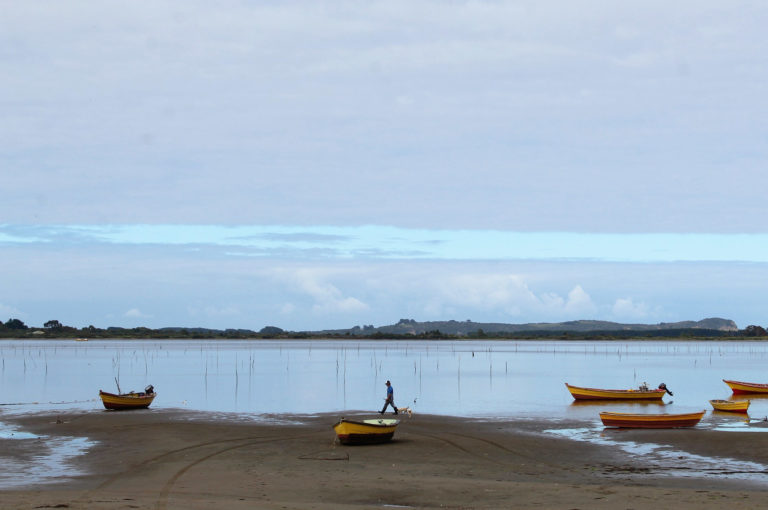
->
<box><xmin>380</xmin><ymin>380</ymin><xmax>398</xmax><ymax>415</ymax></box>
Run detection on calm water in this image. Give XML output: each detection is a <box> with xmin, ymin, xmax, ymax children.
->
<box><xmin>4</xmin><ymin>338</ymin><xmax>768</xmax><ymax>488</ymax></box>
<box><xmin>2</xmin><ymin>338</ymin><xmax>768</xmax><ymax>420</ymax></box>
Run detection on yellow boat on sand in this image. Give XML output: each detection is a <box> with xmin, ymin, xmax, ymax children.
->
<box><xmin>333</xmin><ymin>418</ymin><xmax>399</xmax><ymax>445</ymax></box>
<box><xmin>99</xmin><ymin>385</ymin><xmax>156</xmax><ymax>410</ymax></box>
<box><xmin>710</xmin><ymin>399</ymin><xmax>750</xmax><ymax>413</ymax></box>
<box><xmin>600</xmin><ymin>411</ymin><xmax>705</xmax><ymax>428</ymax></box>
<box><xmin>565</xmin><ymin>382</ymin><xmax>670</xmax><ymax>401</ymax></box>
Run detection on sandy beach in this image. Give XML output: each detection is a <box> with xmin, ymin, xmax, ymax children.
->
<box><xmin>2</xmin><ymin>409</ymin><xmax>768</xmax><ymax>509</ymax></box>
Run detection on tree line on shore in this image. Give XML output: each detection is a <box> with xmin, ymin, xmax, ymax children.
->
<box><xmin>1</xmin><ymin>318</ymin><xmax>767</xmax><ymax>340</ymax></box>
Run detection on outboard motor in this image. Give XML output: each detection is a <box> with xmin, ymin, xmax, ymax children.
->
<box><xmin>145</xmin><ymin>384</ymin><xmax>155</xmax><ymax>395</ymax></box>
<box><xmin>658</xmin><ymin>382</ymin><xmax>673</xmax><ymax>396</ymax></box>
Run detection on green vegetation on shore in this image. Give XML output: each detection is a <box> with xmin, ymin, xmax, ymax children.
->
<box><xmin>1</xmin><ymin>317</ymin><xmax>766</xmax><ymax>340</ymax></box>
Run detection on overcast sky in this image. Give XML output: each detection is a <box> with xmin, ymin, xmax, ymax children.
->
<box><xmin>2</xmin><ymin>1</ymin><xmax>767</xmax><ymax>330</ymax></box>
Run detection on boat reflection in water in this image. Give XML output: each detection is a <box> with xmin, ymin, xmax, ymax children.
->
<box><xmin>569</xmin><ymin>399</ymin><xmax>670</xmax><ymax>408</ymax></box>
<box><xmin>599</xmin><ymin>410</ymin><xmax>705</xmax><ymax>429</ymax></box>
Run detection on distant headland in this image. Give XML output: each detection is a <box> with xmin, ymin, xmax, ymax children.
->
<box><xmin>2</xmin><ymin>317</ymin><xmax>766</xmax><ymax>340</ymax></box>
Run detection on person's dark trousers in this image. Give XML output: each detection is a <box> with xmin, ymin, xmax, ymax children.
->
<box><xmin>380</xmin><ymin>398</ymin><xmax>398</xmax><ymax>414</ymax></box>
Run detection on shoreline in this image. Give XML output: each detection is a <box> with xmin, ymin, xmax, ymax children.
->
<box><xmin>1</xmin><ymin>336</ymin><xmax>757</xmax><ymax>341</ymax></box>
<box><xmin>2</xmin><ymin>409</ymin><xmax>768</xmax><ymax>509</ymax></box>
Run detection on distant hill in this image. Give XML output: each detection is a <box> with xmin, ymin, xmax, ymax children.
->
<box><xmin>8</xmin><ymin>317</ymin><xmax>745</xmax><ymax>339</ymax></box>
<box><xmin>324</xmin><ymin>317</ymin><xmax>739</xmax><ymax>336</ymax></box>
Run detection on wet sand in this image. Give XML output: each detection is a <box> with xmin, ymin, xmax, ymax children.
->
<box><xmin>3</xmin><ymin>409</ymin><xmax>768</xmax><ymax>509</ymax></box>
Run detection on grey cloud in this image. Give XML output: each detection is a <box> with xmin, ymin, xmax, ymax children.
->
<box><xmin>1</xmin><ymin>2</ymin><xmax>767</xmax><ymax>232</ymax></box>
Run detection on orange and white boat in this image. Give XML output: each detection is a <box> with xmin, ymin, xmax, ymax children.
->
<box><xmin>723</xmin><ymin>380</ymin><xmax>768</xmax><ymax>395</ymax></box>
<box><xmin>709</xmin><ymin>399</ymin><xmax>750</xmax><ymax>413</ymax></box>
<box><xmin>565</xmin><ymin>382</ymin><xmax>670</xmax><ymax>401</ymax></box>
<box><xmin>600</xmin><ymin>411</ymin><xmax>705</xmax><ymax>428</ymax></box>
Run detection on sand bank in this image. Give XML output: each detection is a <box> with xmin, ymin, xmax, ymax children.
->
<box><xmin>2</xmin><ymin>409</ymin><xmax>768</xmax><ymax>509</ymax></box>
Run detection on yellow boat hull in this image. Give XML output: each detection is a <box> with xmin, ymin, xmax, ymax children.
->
<box><xmin>333</xmin><ymin>418</ymin><xmax>399</xmax><ymax>445</ymax></box>
<box><xmin>565</xmin><ymin>383</ymin><xmax>666</xmax><ymax>401</ymax></box>
<box><xmin>99</xmin><ymin>390</ymin><xmax>156</xmax><ymax>410</ymax></box>
<box><xmin>710</xmin><ymin>399</ymin><xmax>750</xmax><ymax>413</ymax></box>
<box><xmin>723</xmin><ymin>379</ymin><xmax>768</xmax><ymax>395</ymax></box>
<box><xmin>600</xmin><ymin>411</ymin><xmax>705</xmax><ymax>428</ymax></box>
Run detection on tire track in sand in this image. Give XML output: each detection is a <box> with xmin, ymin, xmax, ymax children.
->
<box><xmin>152</xmin><ymin>432</ymin><xmax>326</xmax><ymax>510</ymax></box>
<box><xmin>407</xmin><ymin>426</ymin><xmax>578</xmax><ymax>475</ymax></box>
<box><xmin>77</xmin><ymin>432</ymin><xmax>320</xmax><ymax>508</ymax></box>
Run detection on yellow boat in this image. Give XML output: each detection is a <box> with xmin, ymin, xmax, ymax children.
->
<box><xmin>99</xmin><ymin>385</ymin><xmax>156</xmax><ymax>410</ymax></box>
<box><xmin>332</xmin><ymin>418</ymin><xmax>399</xmax><ymax>445</ymax></box>
<box><xmin>600</xmin><ymin>410</ymin><xmax>705</xmax><ymax>428</ymax></box>
<box><xmin>565</xmin><ymin>382</ymin><xmax>669</xmax><ymax>401</ymax></box>
<box><xmin>710</xmin><ymin>399</ymin><xmax>750</xmax><ymax>413</ymax></box>
<box><xmin>723</xmin><ymin>379</ymin><xmax>768</xmax><ymax>395</ymax></box>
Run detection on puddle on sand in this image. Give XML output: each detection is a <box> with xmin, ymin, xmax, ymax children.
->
<box><xmin>545</xmin><ymin>425</ymin><xmax>768</xmax><ymax>482</ymax></box>
<box><xmin>0</xmin><ymin>420</ymin><xmax>95</xmax><ymax>489</ymax></box>
<box><xmin>714</xmin><ymin>419</ymin><xmax>768</xmax><ymax>433</ymax></box>
<box><xmin>0</xmin><ymin>420</ymin><xmax>38</xmax><ymax>440</ymax></box>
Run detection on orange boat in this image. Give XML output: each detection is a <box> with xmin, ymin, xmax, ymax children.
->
<box><xmin>565</xmin><ymin>382</ymin><xmax>671</xmax><ymax>401</ymax></box>
<box><xmin>99</xmin><ymin>385</ymin><xmax>156</xmax><ymax>410</ymax></box>
<box><xmin>723</xmin><ymin>379</ymin><xmax>768</xmax><ymax>395</ymax></box>
<box><xmin>709</xmin><ymin>399</ymin><xmax>750</xmax><ymax>413</ymax></box>
<box><xmin>600</xmin><ymin>411</ymin><xmax>705</xmax><ymax>428</ymax></box>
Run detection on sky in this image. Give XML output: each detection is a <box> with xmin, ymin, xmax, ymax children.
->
<box><xmin>1</xmin><ymin>1</ymin><xmax>767</xmax><ymax>331</ymax></box>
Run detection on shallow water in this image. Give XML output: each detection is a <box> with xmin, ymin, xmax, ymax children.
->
<box><xmin>546</xmin><ymin>426</ymin><xmax>768</xmax><ymax>482</ymax></box>
<box><xmin>0</xmin><ymin>419</ymin><xmax>93</xmax><ymax>489</ymax></box>
<box><xmin>3</xmin><ymin>338</ymin><xmax>768</xmax><ymax>487</ymax></box>
<box><xmin>2</xmin><ymin>338</ymin><xmax>768</xmax><ymax>420</ymax></box>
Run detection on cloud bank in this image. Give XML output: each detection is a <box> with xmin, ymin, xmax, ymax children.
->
<box><xmin>2</xmin><ymin>2</ymin><xmax>767</xmax><ymax>232</ymax></box>
<box><xmin>2</xmin><ymin>2</ymin><xmax>767</xmax><ymax>330</ymax></box>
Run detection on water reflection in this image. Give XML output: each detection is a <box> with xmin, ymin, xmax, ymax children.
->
<box><xmin>710</xmin><ymin>410</ymin><xmax>751</xmax><ymax>420</ymax></box>
<box><xmin>729</xmin><ymin>393</ymin><xmax>768</xmax><ymax>401</ymax></box>
<box><xmin>3</xmin><ymin>339</ymin><xmax>768</xmax><ymax>419</ymax></box>
<box><xmin>568</xmin><ymin>400</ymin><xmax>673</xmax><ymax>408</ymax></box>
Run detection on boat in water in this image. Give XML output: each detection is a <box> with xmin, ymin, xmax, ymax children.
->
<box><xmin>332</xmin><ymin>418</ymin><xmax>399</xmax><ymax>445</ymax></box>
<box><xmin>723</xmin><ymin>379</ymin><xmax>768</xmax><ymax>395</ymax></box>
<box><xmin>99</xmin><ymin>385</ymin><xmax>156</xmax><ymax>410</ymax></box>
<box><xmin>709</xmin><ymin>399</ymin><xmax>750</xmax><ymax>413</ymax></box>
<box><xmin>565</xmin><ymin>382</ymin><xmax>671</xmax><ymax>401</ymax></box>
<box><xmin>599</xmin><ymin>410</ymin><xmax>705</xmax><ymax>428</ymax></box>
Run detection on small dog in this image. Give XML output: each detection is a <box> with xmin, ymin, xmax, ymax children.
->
<box><xmin>397</xmin><ymin>407</ymin><xmax>413</xmax><ymax>417</ymax></box>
